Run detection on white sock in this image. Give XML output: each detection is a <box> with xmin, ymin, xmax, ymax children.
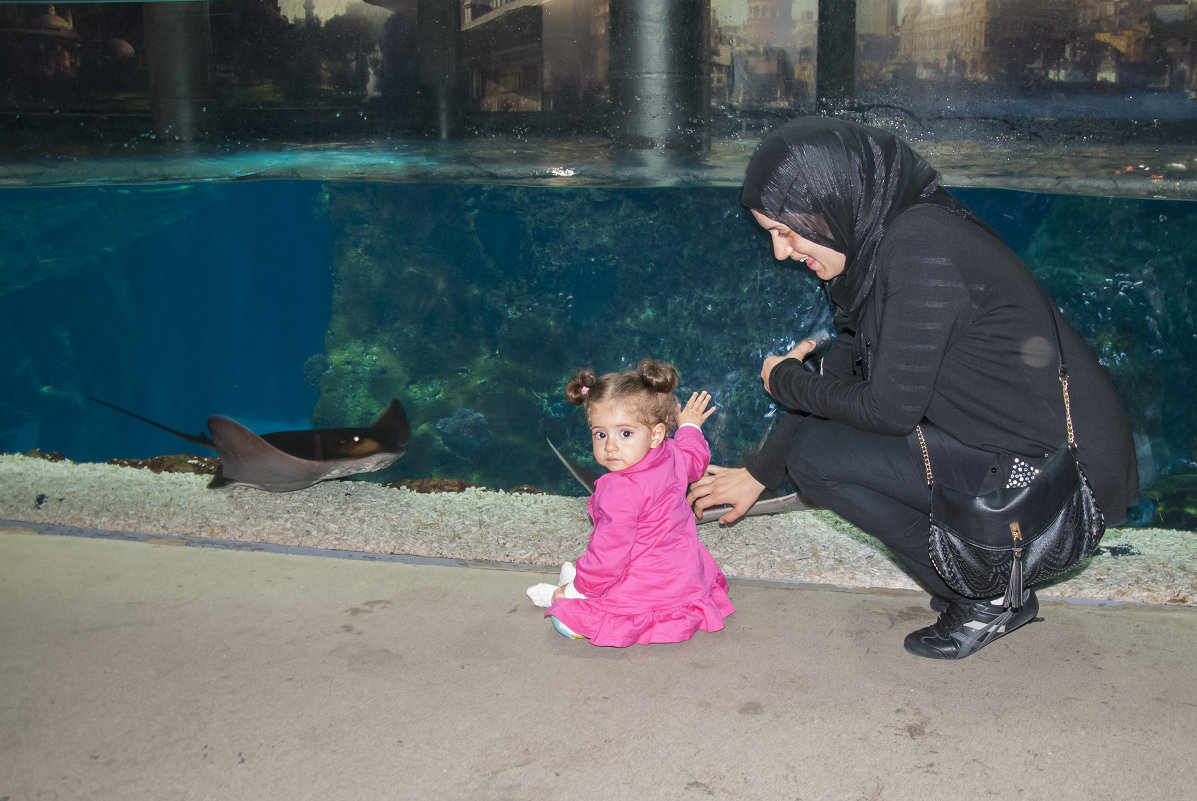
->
<box><xmin>526</xmin><ymin>583</ymin><xmax>557</xmax><ymax>608</ymax></box>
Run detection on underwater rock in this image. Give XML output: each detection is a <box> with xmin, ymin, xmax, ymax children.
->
<box><xmin>385</xmin><ymin>477</ymin><xmax>487</xmax><ymax>493</ymax></box>
<box><xmin>381</xmin><ymin>477</ymin><xmax>543</xmax><ymax>494</ymax></box>
<box><xmin>534</xmin><ymin>391</ymin><xmax>575</xmax><ymax>419</ymax></box>
<box><xmin>105</xmin><ymin>454</ymin><xmax>220</xmax><ymax>475</ymax></box>
<box><xmin>21</xmin><ymin>449</ymin><xmax>69</xmax><ymax>462</ymax></box>
<box><xmin>302</xmin><ymin>354</ymin><xmax>329</xmax><ymax>387</ymax></box>
<box><xmin>435</xmin><ymin>408</ymin><xmax>489</xmax><ymax>454</ymax></box>
<box><xmin>314</xmin><ymin>183</ymin><xmax>821</xmax><ymax>492</ymax></box>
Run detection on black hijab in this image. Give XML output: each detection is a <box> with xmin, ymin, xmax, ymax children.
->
<box><xmin>741</xmin><ymin>117</ymin><xmax>982</xmax><ymax>329</ymax></box>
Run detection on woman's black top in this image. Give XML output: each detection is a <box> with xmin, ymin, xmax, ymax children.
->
<box><xmin>746</xmin><ymin>204</ymin><xmax>1139</xmax><ymax>525</ymax></box>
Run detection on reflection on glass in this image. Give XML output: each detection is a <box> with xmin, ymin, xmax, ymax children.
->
<box><xmin>0</xmin><ymin>1</ymin><xmax>1191</xmax><ymax>156</ymax></box>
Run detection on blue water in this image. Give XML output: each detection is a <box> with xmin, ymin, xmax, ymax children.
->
<box><xmin>0</xmin><ymin>182</ymin><xmax>331</xmax><ymax>459</ymax></box>
<box><xmin>1</xmin><ymin>180</ymin><xmax>1193</xmax><ymax>527</ymax></box>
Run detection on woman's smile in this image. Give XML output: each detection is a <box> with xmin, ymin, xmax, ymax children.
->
<box><xmin>750</xmin><ymin>209</ymin><xmax>846</xmax><ymax>280</ymax></box>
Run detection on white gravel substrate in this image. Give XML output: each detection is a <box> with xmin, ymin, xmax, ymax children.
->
<box><xmin>1</xmin><ymin>453</ymin><xmax>1192</xmax><ymax>606</ymax></box>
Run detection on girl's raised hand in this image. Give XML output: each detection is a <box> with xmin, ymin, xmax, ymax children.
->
<box><xmin>678</xmin><ymin>391</ymin><xmax>716</xmax><ymax>429</ymax></box>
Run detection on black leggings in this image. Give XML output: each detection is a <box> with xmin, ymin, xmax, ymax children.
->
<box><xmin>785</xmin><ymin>418</ymin><xmax>1005</xmax><ymax>601</ymax></box>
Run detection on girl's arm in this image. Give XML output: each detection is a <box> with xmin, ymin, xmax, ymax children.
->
<box><xmin>674</xmin><ymin>424</ymin><xmax>713</xmax><ymax>483</ymax></box>
<box><xmin>676</xmin><ymin>392</ymin><xmax>716</xmax><ymax>482</ymax></box>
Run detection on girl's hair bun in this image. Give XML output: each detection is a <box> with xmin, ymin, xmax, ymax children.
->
<box><xmin>562</xmin><ymin>359</ymin><xmax>682</xmax><ymax>431</ymax></box>
<box><xmin>636</xmin><ymin>359</ymin><xmax>679</xmax><ymax>394</ymax></box>
<box><xmin>565</xmin><ymin>369</ymin><xmax>598</xmax><ymax>405</ymax></box>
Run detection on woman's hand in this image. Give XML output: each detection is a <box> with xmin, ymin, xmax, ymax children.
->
<box><xmin>761</xmin><ymin>338</ymin><xmax>820</xmax><ymax>395</ymax></box>
<box><xmin>677</xmin><ymin>391</ymin><xmax>716</xmax><ymax>429</ymax></box>
<box><xmin>686</xmin><ymin>465</ymin><xmax>767</xmax><ymax>525</ymax></box>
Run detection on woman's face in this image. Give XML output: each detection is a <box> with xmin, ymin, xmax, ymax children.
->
<box><xmin>751</xmin><ymin>209</ymin><xmax>846</xmax><ymax>280</ymax></box>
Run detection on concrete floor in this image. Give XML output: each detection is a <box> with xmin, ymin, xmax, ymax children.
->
<box><xmin>1</xmin><ymin>526</ymin><xmax>1194</xmax><ymax>801</ymax></box>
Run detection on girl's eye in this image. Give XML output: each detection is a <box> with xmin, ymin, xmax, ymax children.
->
<box><xmin>619</xmin><ymin>430</ymin><xmax>633</xmax><ymax>439</ymax></box>
<box><xmin>594</xmin><ymin>431</ymin><xmax>606</xmax><ymax>441</ymax></box>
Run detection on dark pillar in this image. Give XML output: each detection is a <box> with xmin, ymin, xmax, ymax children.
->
<box><xmin>143</xmin><ymin>2</ymin><xmax>212</xmax><ymax>142</ymax></box>
<box><xmin>608</xmin><ymin>0</ymin><xmax>710</xmax><ymax>149</ymax></box>
<box><xmin>816</xmin><ymin>0</ymin><xmax>855</xmax><ymax>111</ymax></box>
<box><xmin>417</xmin><ymin>0</ymin><xmax>461</xmax><ymax>139</ymax></box>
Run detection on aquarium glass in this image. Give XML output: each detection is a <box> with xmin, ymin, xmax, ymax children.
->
<box><xmin>1</xmin><ymin>181</ymin><xmax>1194</xmax><ymax>528</ymax></box>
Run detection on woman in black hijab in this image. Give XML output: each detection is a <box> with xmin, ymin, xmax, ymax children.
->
<box><xmin>687</xmin><ymin>117</ymin><xmax>1138</xmax><ymax>660</ymax></box>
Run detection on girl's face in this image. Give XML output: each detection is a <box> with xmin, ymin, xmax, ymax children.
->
<box><xmin>588</xmin><ymin>399</ymin><xmax>666</xmax><ymax>472</ymax></box>
<box><xmin>751</xmin><ymin>209</ymin><xmax>846</xmax><ymax>280</ymax></box>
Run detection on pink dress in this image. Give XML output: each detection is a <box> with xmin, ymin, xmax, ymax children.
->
<box><xmin>547</xmin><ymin>425</ymin><xmax>735</xmax><ymax>647</ymax></box>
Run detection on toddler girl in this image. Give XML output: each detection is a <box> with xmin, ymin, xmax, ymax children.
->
<box><xmin>529</xmin><ymin>359</ymin><xmax>735</xmax><ymax>647</ymax></box>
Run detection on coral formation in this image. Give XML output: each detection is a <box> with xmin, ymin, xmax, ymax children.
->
<box><xmin>310</xmin><ymin>184</ymin><xmax>1197</xmax><ymax>518</ymax></box>
<box><xmin>302</xmin><ymin>354</ymin><xmax>328</xmax><ymax>387</ymax></box>
<box><xmin>435</xmin><ymin>408</ymin><xmax>488</xmax><ymax>454</ymax></box>
<box><xmin>315</xmin><ymin>183</ymin><xmax>831</xmax><ymax>495</ymax></box>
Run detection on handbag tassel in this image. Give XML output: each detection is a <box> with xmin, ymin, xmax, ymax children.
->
<box><xmin>1006</xmin><ymin>522</ymin><xmax>1024</xmax><ymax>610</ymax></box>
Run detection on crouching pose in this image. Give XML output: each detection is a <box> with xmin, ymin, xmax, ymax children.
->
<box><xmin>687</xmin><ymin>118</ymin><xmax>1138</xmax><ymax>660</ymax></box>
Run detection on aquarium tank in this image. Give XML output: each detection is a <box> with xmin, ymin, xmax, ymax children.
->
<box><xmin>1</xmin><ymin>0</ymin><xmax>1195</xmax><ymax>528</ymax></box>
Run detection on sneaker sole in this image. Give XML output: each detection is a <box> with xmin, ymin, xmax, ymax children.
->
<box><xmin>906</xmin><ymin>594</ymin><xmax>1039</xmax><ymax>660</ymax></box>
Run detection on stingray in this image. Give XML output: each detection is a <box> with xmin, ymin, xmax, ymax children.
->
<box><xmin>546</xmin><ymin>438</ymin><xmax>814</xmax><ymax>525</ymax></box>
<box><xmin>90</xmin><ymin>397</ymin><xmax>411</xmax><ymax>492</ymax></box>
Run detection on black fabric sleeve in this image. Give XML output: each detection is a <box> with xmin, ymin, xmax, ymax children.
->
<box><xmin>742</xmin><ymin>314</ymin><xmax>855</xmax><ymax>488</ymax></box>
<box><xmin>766</xmin><ymin>230</ymin><xmax>970</xmax><ymax>435</ymax></box>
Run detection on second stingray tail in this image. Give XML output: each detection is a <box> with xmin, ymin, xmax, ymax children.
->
<box><xmin>88</xmin><ymin>396</ymin><xmax>217</xmax><ymax>451</ymax></box>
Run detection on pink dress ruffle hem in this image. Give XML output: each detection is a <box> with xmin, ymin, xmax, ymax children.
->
<box><xmin>546</xmin><ymin>428</ymin><xmax>735</xmax><ymax>647</ymax></box>
<box><xmin>550</xmin><ymin>574</ymin><xmax>734</xmax><ymax>647</ymax></box>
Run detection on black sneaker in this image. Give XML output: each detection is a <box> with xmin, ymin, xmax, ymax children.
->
<box><xmin>904</xmin><ymin>591</ymin><xmax>1039</xmax><ymax>660</ymax></box>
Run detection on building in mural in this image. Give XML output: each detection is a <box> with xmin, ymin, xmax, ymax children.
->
<box><xmin>0</xmin><ymin>0</ymin><xmax>1193</xmax><ymax>135</ymax></box>
<box><xmin>460</xmin><ymin>0</ymin><xmax>610</xmax><ymax>114</ymax></box>
<box><xmin>716</xmin><ymin>0</ymin><xmax>817</xmax><ymax>107</ymax></box>
<box><xmin>893</xmin><ymin>0</ymin><xmax>1195</xmax><ymax>92</ymax></box>
<box><xmin>5</xmin><ymin>4</ymin><xmax>83</xmax><ymax>81</ymax></box>
<box><xmin>856</xmin><ymin>0</ymin><xmax>900</xmax><ymax>86</ymax></box>
<box><xmin>743</xmin><ymin>0</ymin><xmax>793</xmax><ymax>47</ymax></box>
<box><xmin>896</xmin><ymin>0</ymin><xmax>1072</xmax><ymax>83</ymax></box>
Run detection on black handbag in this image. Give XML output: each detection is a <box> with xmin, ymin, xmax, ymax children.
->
<box><xmin>915</xmin><ymin>297</ymin><xmax>1106</xmax><ymax>609</ymax></box>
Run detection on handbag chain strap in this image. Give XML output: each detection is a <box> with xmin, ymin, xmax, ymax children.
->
<box><xmin>916</xmin><ymin>425</ymin><xmax>934</xmax><ymax>485</ymax></box>
<box><xmin>917</xmin><ymin>280</ymin><xmax>1075</xmax><ymax>486</ymax></box>
<box><xmin>1060</xmin><ymin>371</ymin><xmax>1076</xmax><ymax>448</ymax></box>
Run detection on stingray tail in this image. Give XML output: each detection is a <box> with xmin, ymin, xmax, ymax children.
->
<box><xmin>88</xmin><ymin>396</ymin><xmax>216</xmax><ymax>451</ymax></box>
<box><xmin>547</xmin><ymin>437</ymin><xmax>599</xmax><ymax>495</ymax></box>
